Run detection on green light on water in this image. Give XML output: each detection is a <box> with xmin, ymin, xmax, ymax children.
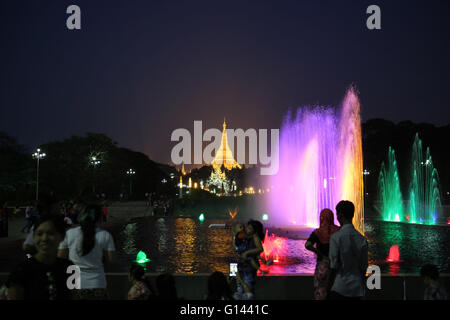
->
<box><xmin>199</xmin><ymin>213</ymin><xmax>205</xmax><ymax>222</ymax></box>
<box><xmin>262</xmin><ymin>213</ymin><xmax>269</xmax><ymax>221</ymax></box>
<box><xmin>135</xmin><ymin>250</ymin><xmax>151</xmax><ymax>264</ymax></box>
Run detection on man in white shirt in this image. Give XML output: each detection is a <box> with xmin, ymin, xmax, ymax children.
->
<box><xmin>327</xmin><ymin>200</ymin><xmax>368</xmax><ymax>300</ymax></box>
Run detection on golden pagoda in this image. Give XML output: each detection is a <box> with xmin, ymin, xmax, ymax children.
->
<box><xmin>180</xmin><ymin>163</ymin><xmax>186</xmax><ymax>175</ymax></box>
<box><xmin>211</xmin><ymin>119</ymin><xmax>242</xmax><ymax>171</ymax></box>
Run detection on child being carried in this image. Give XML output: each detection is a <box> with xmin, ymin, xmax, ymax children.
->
<box><xmin>232</xmin><ymin>222</ymin><xmax>271</xmax><ymax>270</ymax></box>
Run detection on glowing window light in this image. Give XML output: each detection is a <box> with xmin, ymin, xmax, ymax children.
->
<box><xmin>262</xmin><ymin>213</ymin><xmax>269</xmax><ymax>221</ymax></box>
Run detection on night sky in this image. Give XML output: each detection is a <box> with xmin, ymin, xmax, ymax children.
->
<box><xmin>1</xmin><ymin>0</ymin><xmax>449</xmax><ymax>166</ymax></box>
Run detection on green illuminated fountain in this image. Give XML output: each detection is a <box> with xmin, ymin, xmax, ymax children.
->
<box><xmin>378</xmin><ymin>147</ymin><xmax>403</xmax><ymax>222</ymax></box>
<box><xmin>378</xmin><ymin>133</ymin><xmax>442</xmax><ymax>225</ymax></box>
<box><xmin>408</xmin><ymin>134</ymin><xmax>442</xmax><ymax>225</ymax></box>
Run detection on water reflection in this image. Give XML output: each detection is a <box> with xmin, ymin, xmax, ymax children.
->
<box><xmin>171</xmin><ymin>218</ymin><xmax>199</xmax><ymax>274</ymax></box>
<box><xmin>205</xmin><ymin>221</ymin><xmax>235</xmax><ymax>274</ymax></box>
<box><xmin>107</xmin><ymin>219</ymin><xmax>450</xmax><ymax>275</ymax></box>
<box><xmin>156</xmin><ymin>218</ymin><xmax>168</xmax><ymax>253</ymax></box>
<box><xmin>121</xmin><ymin>223</ymin><xmax>138</xmax><ymax>255</ymax></box>
<box><xmin>366</xmin><ymin>221</ymin><xmax>450</xmax><ymax>274</ymax></box>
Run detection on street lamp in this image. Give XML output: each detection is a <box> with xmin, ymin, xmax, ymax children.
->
<box><xmin>32</xmin><ymin>148</ymin><xmax>46</xmax><ymax>201</ymax></box>
<box><xmin>90</xmin><ymin>156</ymin><xmax>101</xmax><ymax>193</ymax></box>
<box><xmin>363</xmin><ymin>169</ymin><xmax>370</xmax><ymax>197</ymax></box>
<box><xmin>126</xmin><ymin>169</ymin><xmax>136</xmax><ymax>195</ymax></box>
<box><xmin>90</xmin><ymin>156</ymin><xmax>101</xmax><ymax>166</ymax></box>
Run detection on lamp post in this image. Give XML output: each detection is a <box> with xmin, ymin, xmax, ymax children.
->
<box><xmin>90</xmin><ymin>156</ymin><xmax>101</xmax><ymax>193</ymax></box>
<box><xmin>32</xmin><ymin>148</ymin><xmax>46</xmax><ymax>201</ymax></box>
<box><xmin>126</xmin><ymin>169</ymin><xmax>136</xmax><ymax>195</ymax></box>
<box><xmin>363</xmin><ymin>169</ymin><xmax>370</xmax><ymax>197</ymax></box>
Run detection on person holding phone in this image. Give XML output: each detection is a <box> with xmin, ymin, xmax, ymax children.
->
<box><xmin>206</xmin><ymin>271</ymin><xmax>233</xmax><ymax>300</ymax></box>
<box><xmin>206</xmin><ymin>271</ymin><xmax>253</xmax><ymax>300</ymax></box>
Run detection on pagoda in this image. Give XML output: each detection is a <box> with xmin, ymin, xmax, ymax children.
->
<box><xmin>208</xmin><ymin>119</ymin><xmax>241</xmax><ymax>194</ymax></box>
<box><xmin>211</xmin><ymin>119</ymin><xmax>242</xmax><ymax>171</ymax></box>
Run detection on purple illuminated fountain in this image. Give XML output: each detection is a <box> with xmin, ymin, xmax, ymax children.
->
<box><xmin>266</xmin><ymin>87</ymin><xmax>364</xmax><ymax>233</ymax></box>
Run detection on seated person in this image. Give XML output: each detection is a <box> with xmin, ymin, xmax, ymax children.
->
<box><xmin>421</xmin><ymin>264</ymin><xmax>448</xmax><ymax>300</ymax></box>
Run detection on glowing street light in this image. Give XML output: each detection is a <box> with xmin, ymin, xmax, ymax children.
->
<box><xmin>32</xmin><ymin>148</ymin><xmax>46</xmax><ymax>201</ymax></box>
<box><xmin>90</xmin><ymin>156</ymin><xmax>101</xmax><ymax>193</ymax></box>
<box><xmin>126</xmin><ymin>169</ymin><xmax>136</xmax><ymax>194</ymax></box>
<box><xmin>363</xmin><ymin>169</ymin><xmax>370</xmax><ymax>197</ymax></box>
<box><xmin>90</xmin><ymin>156</ymin><xmax>101</xmax><ymax>166</ymax></box>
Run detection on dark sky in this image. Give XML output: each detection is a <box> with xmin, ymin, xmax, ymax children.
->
<box><xmin>1</xmin><ymin>0</ymin><xmax>449</xmax><ymax>165</ymax></box>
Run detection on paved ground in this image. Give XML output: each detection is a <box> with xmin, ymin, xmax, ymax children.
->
<box><xmin>0</xmin><ymin>201</ymin><xmax>153</xmax><ymax>245</ymax></box>
<box><xmin>0</xmin><ymin>215</ymin><xmax>28</xmax><ymax>245</ymax></box>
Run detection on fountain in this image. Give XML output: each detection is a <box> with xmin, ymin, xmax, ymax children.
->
<box><xmin>266</xmin><ymin>87</ymin><xmax>364</xmax><ymax>233</ymax></box>
<box><xmin>261</xmin><ymin>230</ymin><xmax>288</xmax><ymax>263</ymax></box>
<box><xmin>386</xmin><ymin>245</ymin><xmax>401</xmax><ymax>262</ymax></box>
<box><xmin>378</xmin><ymin>134</ymin><xmax>443</xmax><ymax>225</ymax></box>
<box><xmin>378</xmin><ymin>147</ymin><xmax>404</xmax><ymax>222</ymax></box>
<box><xmin>408</xmin><ymin>134</ymin><xmax>442</xmax><ymax>225</ymax></box>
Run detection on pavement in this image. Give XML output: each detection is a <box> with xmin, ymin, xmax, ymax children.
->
<box><xmin>0</xmin><ymin>214</ymin><xmax>29</xmax><ymax>245</ymax></box>
<box><xmin>0</xmin><ymin>201</ymin><xmax>154</xmax><ymax>246</ymax></box>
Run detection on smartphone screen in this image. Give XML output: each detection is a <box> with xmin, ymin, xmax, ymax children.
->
<box><xmin>229</xmin><ymin>263</ymin><xmax>238</xmax><ymax>277</ymax></box>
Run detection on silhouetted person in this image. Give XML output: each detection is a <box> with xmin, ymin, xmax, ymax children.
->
<box><xmin>421</xmin><ymin>264</ymin><xmax>448</xmax><ymax>300</ymax></box>
<box><xmin>305</xmin><ymin>208</ymin><xmax>340</xmax><ymax>300</ymax></box>
<box><xmin>155</xmin><ymin>273</ymin><xmax>179</xmax><ymax>300</ymax></box>
<box><xmin>127</xmin><ymin>264</ymin><xmax>154</xmax><ymax>300</ymax></box>
<box><xmin>235</xmin><ymin>220</ymin><xmax>264</xmax><ymax>299</ymax></box>
<box><xmin>206</xmin><ymin>271</ymin><xmax>234</xmax><ymax>300</ymax></box>
<box><xmin>327</xmin><ymin>201</ymin><xmax>368</xmax><ymax>300</ymax></box>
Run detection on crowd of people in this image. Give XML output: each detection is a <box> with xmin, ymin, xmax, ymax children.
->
<box><xmin>0</xmin><ymin>199</ymin><xmax>448</xmax><ymax>300</ymax></box>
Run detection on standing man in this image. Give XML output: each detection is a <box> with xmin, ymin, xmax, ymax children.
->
<box><xmin>21</xmin><ymin>206</ymin><xmax>32</xmax><ymax>233</ymax></box>
<box><xmin>327</xmin><ymin>200</ymin><xmax>368</xmax><ymax>300</ymax></box>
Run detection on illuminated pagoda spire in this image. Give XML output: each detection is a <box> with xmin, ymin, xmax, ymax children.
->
<box><xmin>211</xmin><ymin>119</ymin><xmax>242</xmax><ymax>171</ymax></box>
<box><xmin>180</xmin><ymin>163</ymin><xmax>186</xmax><ymax>175</ymax></box>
